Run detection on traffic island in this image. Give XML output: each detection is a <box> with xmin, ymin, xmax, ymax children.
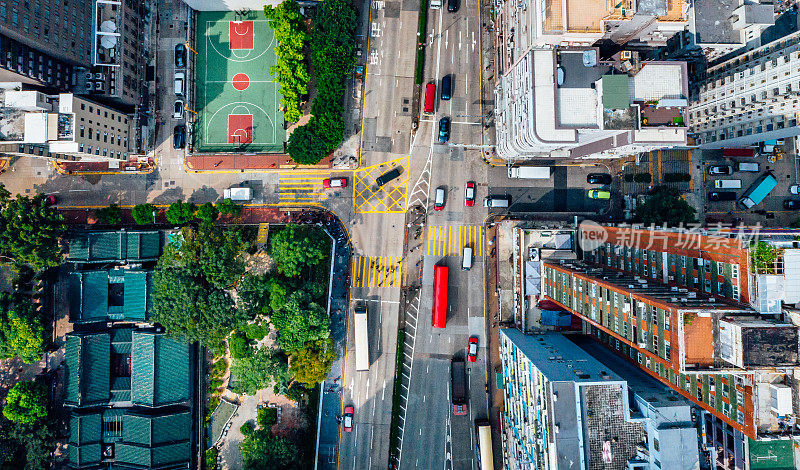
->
<box><xmin>54</xmin><ymin>157</ymin><xmax>155</xmax><ymax>175</ymax></box>
<box><xmin>184</xmin><ymin>152</ymin><xmax>334</xmax><ymax>172</ymax></box>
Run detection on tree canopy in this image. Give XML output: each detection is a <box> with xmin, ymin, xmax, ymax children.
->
<box><xmin>269</xmin><ymin>224</ymin><xmax>330</xmax><ymax>277</ymax></box>
<box><xmin>264</xmin><ymin>0</ymin><xmax>310</xmax><ymax>123</ymax></box>
<box><xmin>230</xmin><ymin>347</ymin><xmax>290</xmax><ymax>396</ymax></box>
<box><xmin>0</xmin><ymin>293</ymin><xmax>46</xmax><ymax>364</ymax></box>
<box><xmin>195</xmin><ymin>202</ymin><xmax>219</xmax><ymax>223</ymax></box>
<box><xmin>635</xmin><ymin>186</ymin><xmax>697</xmax><ymax>227</ymax></box>
<box><xmin>0</xmin><ymin>187</ymin><xmax>66</xmax><ymax>271</ymax></box>
<box><xmin>286</xmin><ymin>124</ymin><xmax>329</xmax><ymax>165</ymax></box>
<box><xmin>151</xmin><ymin>225</ymin><xmax>249</xmax><ymax>345</ymax></box>
<box><xmin>95</xmin><ymin>204</ymin><xmax>122</xmax><ymax>225</ymax></box>
<box><xmin>240</xmin><ymin>429</ymin><xmax>300</xmax><ymax>470</ymax></box>
<box><xmin>217</xmin><ymin>198</ymin><xmax>243</xmax><ymax>216</ymax></box>
<box><xmin>271</xmin><ymin>290</ymin><xmax>329</xmax><ymax>352</ymax></box>
<box><xmin>131</xmin><ymin>203</ymin><xmax>157</xmax><ymax>225</ymax></box>
<box><xmin>165</xmin><ymin>200</ymin><xmax>197</xmax><ymax>225</ymax></box>
<box><xmin>289</xmin><ymin>338</ymin><xmax>335</xmax><ymax>386</ymax></box>
<box><xmin>2</xmin><ymin>381</ymin><xmax>47</xmax><ymax>425</ymax></box>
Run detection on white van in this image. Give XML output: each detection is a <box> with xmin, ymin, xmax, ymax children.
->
<box><xmin>735</xmin><ymin>162</ymin><xmax>760</xmax><ymax>172</ymax></box>
<box><xmin>714</xmin><ymin>180</ymin><xmax>742</xmax><ymax>189</ymax></box>
<box><xmin>484</xmin><ymin>196</ymin><xmax>511</xmax><ymax>207</ymax></box>
<box><xmin>462</xmin><ymin>247</ymin><xmax>473</xmax><ymax>271</ymax></box>
<box><xmin>174</xmin><ymin>72</ymin><xmax>185</xmax><ymax>95</ymax></box>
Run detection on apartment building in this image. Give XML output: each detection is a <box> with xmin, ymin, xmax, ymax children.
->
<box><xmin>500</xmin><ymin>329</ymin><xmax>700</xmax><ymax>470</ymax></box>
<box><xmin>495</xmin><ymin>47</ymin><xmax>689</xmax><ymax>160</ymax></box>
<box><xmin>0</xmin><ymin>83</ymin><xmax>134</xmax><ymax>159</ymax></box>
<box><xmin>665</xmin><ymin>0</ymin><xmax>774</xmax><ymax>63</ymax></box>
<box><xmin>689</xmin><ymin>29</ymin><xmax>800</xmax><ymax>149</ymax></box>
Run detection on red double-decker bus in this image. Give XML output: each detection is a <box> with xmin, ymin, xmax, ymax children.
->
<box><xmin>432</xmin><ymin>265</ymin><xmax>448</xmax><ymax>328</ymax></box>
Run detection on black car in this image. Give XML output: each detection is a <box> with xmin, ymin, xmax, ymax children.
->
<box><xmin>707</xmin><ymin>165</ymin><xmax>733</xmax><ymax>175</ymax></box>
<box><xmin>785</xmin><ymin>200</ymin><xmax>800</xmax><ymax>210</ymax></box>
<box><xmin>441</xmin><ymin>75</ymin><xmax>452</xmax><ymax>100</ymax></box>
<box><xmin>447</xmin><ymin>0</ymin><xmax>459</xmax><ymax>12</ymax></box>
<box><xmin>586</xmin><ymin>173</ymin><xmax>612</xmax><ymax>185</ymax></box>
<box><xmin>438</xmin><ymin>116</ymin><xmax>451</xmax><ymax>144</ymax></box>
<box><xmin>708</xmin><ymin>191</ymin><xmax>737</xmax><ymax>201</ymax></box>
<box><xmin>375</xmin><ymin>167</ymin><xmax>402</xmax><ymax>187</ymax></box>
<box><xmin>173</xmin><ymin>125</ymin><xmax>185</xmax><ymax>149</ymax></box>
<box><xmin>175</xmin><ymin>44</ymin><xmax>186</xmax><ymax>68</ymax></box>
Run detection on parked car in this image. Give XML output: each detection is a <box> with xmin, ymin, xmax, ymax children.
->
<box><xmin>707</xmin><ymin>165</ymin><xmax>733</xmax><ymax>175</ymax></box>
<box><xmin>323</xmin><ymin>177</ymin><xmax>348</xmax><ymax>188</ymax></box>
<box><xmin>464</xmin><ymin>181</ymin><xmax>475</xmax><ymax>206</ymax></box>
<box><xmin>173</xmin><ymin>125</ymin><xmax>185</xmax><ymax>149</ymax></box>
<box><xmin>173</xmin><ymin>100</ymin><xmax>184</xmax><ymax>119</ymax></box>
<box><xmin>434</xmin><ymin>186</ymin><xmax>446</xmax><ymax>211</ymax></box>
<box><xmin>791</xmin><ymin>185</ymin><xmax>799</xmax><ymax>195</ymax></box>
<box><xmin>342</xmin><ymin>406</ymin><xmax>354</xmax><ymax>432</ymax></box>
<box><xmin>467</xmin><ymin>336</ymin><xmax>478</xmax><ymax>362</ymax></box>
<box><xmin>45</xmin><ymin>195</ymin><xmax>57</xmax><ymax>205</ymax></box>
<box><xmin>586</xmin><ymin>173</ymin><xmax>612</xmax><ymax>185</ymax></box>
<box><xmin>708</xmin><ymin>191</ymin><xmax>737</xmax><ymax>202</ymax></box>
<box><xmin>587</xmin><ymin>189</ymin><xmax>611</xmax><ymax>199</ymax></box>
<box><xmin>785</xmin><ymin>200</ymin><xmax>800</xmax><ymax>210</ymax></box>
<box><xmin>438</xmin><ymin>117</ymin><xmax>451</xmax><ymax>144</ymax></box>
<box><xmin>447</xmin><ymin>0</ymin><xmax>459</xmax><ymax>12</ymax></box>
<box><xmin>174</xmin><ymin>44</ymin><xmax>186</xmax><ymax>68</ymax></box>
<box><xmin>174</xmin><ymin>72</ymin><xmax>185</xmax><ymax>95</ymax></box>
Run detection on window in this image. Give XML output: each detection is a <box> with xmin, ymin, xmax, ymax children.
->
<box><xmin>88</xmin><ymin>106</ymin><xmax>93</xmax><ymax>112</ymax></box>
<box><xmin>653</xmin><ymin>438</ymin><xmax>660</xmax><ymax>452</ymax></box>
<box><xmin>79</xmin><ymin>125</ymin><xmax>84</xmax><ymax>137</ymax></box>
<box><xmin>80</xmin><ymin>103</ymin><xmax>85</xmax><ymax>110</ymax></box>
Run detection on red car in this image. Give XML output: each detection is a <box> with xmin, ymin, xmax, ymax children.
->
<box><xmin>464</xmin><ymin>181</ymin><xmax>475</xmax><ymax>206</ymax></box>
<box><xmin>467</xmin><ymin>336</ymin><xmax>478</xmax><ymax>362</ymax></box>
<box><xmin>342</xmin><ymin>406</ymin><xmax>354</xmax><ymax>432</ymax></box>
<box><xmin>323</xmin><ymin>177</ymin><xmax>348</xmax><ymax>188</ymax></box>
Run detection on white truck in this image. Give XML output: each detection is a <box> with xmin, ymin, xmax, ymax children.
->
<box><xmin>508</xmin><ymin>166</ymin><xmax>551</xmax><ymax>179</ymax></box>
<box><xmin>223</xmin><ymin>187</ymin><xmax>252</xmax><ymax>201</ymax></box>
<box><xmin>430</xmin><ymin>0</ymin><xmax>442</xmax><ymax>8</ymax></box>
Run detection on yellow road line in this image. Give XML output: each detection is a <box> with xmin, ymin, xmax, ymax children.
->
<box><xmin>396</xmin><ymin>257</ymin><xmax>402</xmax><ymax>287</ymax></box>
<box><xmin>447</xmin><ymin>226</ymin><xmax>452</xmax><ymax>256</ymax></box>
<box><xmin>479</xmin><ymin>226</ymin><xmax>483</xmax><ymax>255</ymax></box>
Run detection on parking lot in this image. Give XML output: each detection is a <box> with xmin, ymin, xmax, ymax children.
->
<box><xmin>701</xmin><ymin>142</ymin><xmax>800</xmax><ymax>226</ymax></box>
<box><xmin>486</xmin><ymin>164</ymin><xmax>612</xmax><ymax>214</ymax></box>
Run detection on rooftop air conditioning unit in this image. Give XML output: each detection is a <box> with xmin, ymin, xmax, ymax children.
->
<box><xmin>671</xmin><ymin>286</ymin><xmax>678</xmax><ymax>292</ymax></box>
<box><xmin>85</xmin><ymin>72</ymin><xmax>94</xmax><ymax>81</ymax></box>
<box><xmin>679</xmin><ymin>288</ymin><xmax>688</xmax><ymax>293</ymax></box>
<box><xmin>95</xmin><ymin>72</ymin><xmax>105</xmax><ymax>80</ymax></box>
<box><xmin>688</xmin><ymin>292</ymin><xmax>697</xmax><ymax>298</ymax></box>
<box><xmin>85</xmin><ymin>82</ymin><xmax>94</xmax><ymax>91</ymax></box>
<box><xmin>671</xmin><ymin>297</ymin><xmax>679</xmax><ymax>302</ymax></box>
<box><xmin>638</xmin><ymin>342</ymin><xmax>647</xmax><ymax>348</ymax></box>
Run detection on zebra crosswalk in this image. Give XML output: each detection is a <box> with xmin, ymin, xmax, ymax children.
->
<box><xmin>426</xmin><ymin>225</ymin><xmax>484</xmax><ymax>257</ymax></box>
<box><xmin>351</xmin><ymin>256</ymin><xmax>403</xmax><ymax>288</ymax></box>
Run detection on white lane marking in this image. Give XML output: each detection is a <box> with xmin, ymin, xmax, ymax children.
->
<box><xmin>472</xmin><ymin>31</ymin><xmax>475</xmax><ymax>51</ymax></box>
<box><xmin>445</xmin><ymin>29</ymin><xmax>449</xmax><ymax>49</ymax></box>
<box><xmin>459</xmin><ymin>30</ymin><xmax>462</xmax><ymax>51</ymax></box>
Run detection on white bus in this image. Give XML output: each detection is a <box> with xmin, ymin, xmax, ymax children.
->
<box><xmin>475</xmin><ymin>419</ymin><xmax>494</xmax><ymax>470</ymax></box>
<box><xmin>354</xmin><ymin>302</ymin><xmax>369</xmax><ymax>371</ymax></box>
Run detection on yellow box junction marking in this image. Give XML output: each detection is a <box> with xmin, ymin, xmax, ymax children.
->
<box><xmin>352</xmin><ymin>156</ymin><xmax>410</xmax><ymax>213</ymax></box>
<box><xmin>426</xmin><ymin>225</ymin><xmax>484</xmax><ymax>257</ymax></box>
<box><xmin>278</xmin><ymin>171</ymin><xmax>331</xmax><ymax>202</ymax></box>
<box><xmin>351</xmin><ymin>256</ymin><xmax>403</xmax><ymax>288</ymax></box>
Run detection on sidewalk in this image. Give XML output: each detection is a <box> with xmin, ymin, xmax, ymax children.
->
<box><xmin>484</xmin><ymin>220</ymin><xmax>505</xmax><ymax>470</ymax></box>
<box><xmin>57</xmin><ymin>205</ymin><xmax>301</xmax><ymax>226</ymax></box>
<box><xmin>54</xmin><ymin>157</ymin><xmax>156</xmax><ymax>175</ymax></box>
<box><xmin>184</xmin><ymin>153</ymin><xmax>334</xmax><ymax>172</ymax></box>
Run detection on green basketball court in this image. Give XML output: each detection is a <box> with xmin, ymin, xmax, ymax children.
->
<box><xmin>193</xmin><ymin>11</ymin><xmax>285</xmax><ymax>153</ymax></box>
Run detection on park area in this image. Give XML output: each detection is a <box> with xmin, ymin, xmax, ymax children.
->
<box><xmin>193</xmin><ymin>10</ymin><xmax>285</xmax><ymax>153</ymax></box>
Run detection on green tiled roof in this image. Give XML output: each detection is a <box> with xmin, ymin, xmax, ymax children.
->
<box><xmin>68</xmin><ymin>442</ymin><xmax>102</xmax><ymax>468</ymax></box>
<box><xmin>602</xmin><ymin>75</ymin><xmax>630</xmax><ymax>110</ymax></box>
<box><xmin>69</xmin><ymin>272</ymin><xmax>109</xmax><ymax>323</ymax></box>
<box><xmin>68</xmin><ymin>231</ymin><xmax>162</xmax><ymax>263</ymax></box>
<box><xmin>131</xmin><ymin>333</ymin><xmax>190</xmax><ymax>407</ymax></box>
<box><xmin>122</xmin><ymin>271</ymin><xmax>149</xmax><ymax>321</ymax></box>
<box><xmin>69</xmin><ymin>270</ymin><xmax>152</xmax><ymax>324</ymax></box>
<box><xmin>123</xmin><ymin>411</ymin><xmax>191</xmax><ymax>446</ymax></box>
<box><xmin>115</xmin><ymin>442</ymin><xmax>191</xmax><ymax>469</ymax></box>
<box><xmin>110</xmin><ymin>328</ymin><xmax>133</xmax><ymax>354</ymax></box>
<box><xmin>65</xmin><ymin>333</ymin><xmax>111</xmax><ymax>407</ymax></box>
<box><xmin>69</xmin><ymin>412</ymin><xmax>102</xmax><ymax>445</ymax></box>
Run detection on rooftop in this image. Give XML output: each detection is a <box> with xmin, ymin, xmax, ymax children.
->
<box><xmin>691</xmin><ymin>0</ymin><xmax>742</xmax><ymax>45</ymax></box>
<box><xmin>68</xmin><ymin>269</ymin><xmax>153</xmax><ymax>324</ymax></box>
<box><xmin>68</xmin><ymin>231</ymin><xmax>162</xmax><ymax>263</ymax></box>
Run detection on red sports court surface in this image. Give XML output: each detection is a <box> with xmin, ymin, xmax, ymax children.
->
<box><xmin>229</xmin><ymin>21</ymin><xmax>254</xmax><ymax>49</ymax></box>
<box><xmin>228</xmin><ymin>114</ymin><xmax>253</xmax><ymax>144</ymax></box>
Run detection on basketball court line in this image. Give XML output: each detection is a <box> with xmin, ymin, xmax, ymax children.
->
<box><xmin>205</xmin><ymin>100</ymin><xmax>277</xmax><ymax>146</ymax></box>
<box><xmin>229</xmin><ymin>20</ymin><xmax>254</xmax><ymax>50</ymax></box>
<box><xmin>205</xmin><ymin>20</ymin><xmax>273</xmax><ymax>63</ymax></box>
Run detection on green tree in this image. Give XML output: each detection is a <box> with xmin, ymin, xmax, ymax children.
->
<box><xmin>289</xmin><ymin>338</ymin><xmax>335</xmax><ymax>386</ymax></box>
<box><xmin>271</xmin><ymin>290</ymin><xmax>329</xmax><ymax>351</ymax></box>
<box><xmin>2</xmin><ymin>381</ymin><xmax>47</xmax><ymax>425</ymax></box>
<box><xmin>287</xmin><ymin>124</ymin><xmax>328</xmax><ymax>165</ymax></box>
<box><xmin>257</xmin><ymin>407</ymin><xmax>278</xmax><ymax>429</ymax></box>
<box><xmin>0</xmin><ymin>294</ymin><xmax>45</xmax><ymax>364</ymax></box>
<box><xmin>238</xmin><ymin>274</ymin><xmax>272</xmax><ymax>315</ymax></box>
<box><xmin>229</xmin><ymin>331</ymin><xmax>254</xmax><ymax>359</ymax></box>
<box><xmin>0</xmin><ymin>189</ymin><xmax>66</xmax><ymax>271</ymax></box>
<box><xmin>205</xmin><ymin>448</ymin><xmax>219</xmax><ymax>469</ymax></box>
<box><xmin>752</xmin><ymin>241</ymin><xmax>779</xmax><ymax>273</ymax></box>
<box><xmin>196</xmin><ymin>202</ymin><xmax>219</xmax><ymax>223</ymax></box>
<box><xmin>635</xmin><ymin>186</ymin><xmax>697</xmax><ymax>227</ymax></box>
<box><xmin>269</xmin><ymin>224</ymin><xmax>330</xmax><ymax>277</ymax></box>
<box><xmin>166</xmin><ymin>200</ymin><xmax>197</xmax><ymax>225</ymax></box>
<box><xmin>6</xmin><ymin>420</ymin><xmax>55</xmax><ymax>470</ymax></box>
<box><xmin>95</xmin><ymin>204</ymin><xmax>122</xmax><ymax>224</ymax></box>
<box><xmin>131</xmin><ymin>203</ymin><xmax>158</xmax><ymax>225</ymax></box>
<box><xmin>241</xmin><ymin>430</ymin><xmax>300</xmax><ymax>470</ymax></box>
<box><xmin>230</xmin><ymin>347</ymin><xmax>290</xmax><ymax>395</ymax></box>
<box><xmin>217</xmin><ymin>198</ymin><xmax>243</xmax><ymax>216</ymax></box>
<box><xmin>267</xmin><ymin>277</ymin><xmax>292</xmax><ymax>314</ymax></box>
<box><xmin>264</xmin><ymin>0</ymin><xmax>310</xmax><ymax>123</ymax></box>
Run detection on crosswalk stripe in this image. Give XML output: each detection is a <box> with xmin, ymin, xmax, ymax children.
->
<box><xmin>425</xmin><ymin>225</ymin><xmax>486</xmax><ymax>258</ymax></box>
<box><xmin>351</xmin><ymin>256</ymin><xmax>403</xmax><ymax>288</ymax></box>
